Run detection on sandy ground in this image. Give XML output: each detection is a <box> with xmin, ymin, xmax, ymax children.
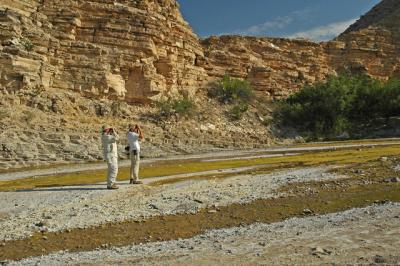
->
<box><xmin>8</xmin><ymin>203</ymin><xmax>400</xmax><ymax>266</ymax></box>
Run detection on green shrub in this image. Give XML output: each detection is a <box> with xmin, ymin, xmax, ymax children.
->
<box><xmin>378</xmin><ymin>78</ymin><xmax>400</xmax><ymax>119</ymax></box>
<box><xmin>156</xmin><ymin>97</ymin><xmax>196</xmax><ymax>118</ymax></box>
<box><xmin>210</xmin><ymin>75</ymin><xmax>254</xmax><ymax>104</ymax></box>
<box><xmin>230</xmin><ymin>103</ymin><xmax>249</xmax><ymax>120</ymax></box>
<box><xmin>276</xmin><ymin>74</ymin><xmax>400</xmax><ymax>139</ymax></box>
<box><xmin>173</xmin><ymin>98</ymin><xmax>195</xmax><ymax>116</ymax></box>
<box><xmin>20</xmin><ymin>38</ymin><xmax>34</xmax><ymax>51</ymax></box>
<box><xmin>156</xmin><ymin>100</ymin><xmax>174</xmax><ymax>118</ymax></box>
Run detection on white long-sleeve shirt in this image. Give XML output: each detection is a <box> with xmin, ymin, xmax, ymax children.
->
<box><xmin>101</xmin><ymin>132</ymin><xmax>119</xmax><ymax>161</ymax></box>
<box><xmin>127</xmin><ymin>131</ymin><xmax>140</xmax><ymax>152</ymax></box>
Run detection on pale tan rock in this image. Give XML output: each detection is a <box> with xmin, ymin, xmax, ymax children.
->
<box><xmin>1</xmin><ymin>0</ymin><xmax>399</xmax><ymax>100</ymax></box>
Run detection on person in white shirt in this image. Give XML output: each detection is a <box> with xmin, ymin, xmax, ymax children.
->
<box><xmin>101</xmin><ymin>125</ymin><xmax>119</xmax><ymax>189</ymax></box>
<box><xmin>127</xmin><ymin>124</ymin><xmax>144</xmax><ymax>184</ymax></box>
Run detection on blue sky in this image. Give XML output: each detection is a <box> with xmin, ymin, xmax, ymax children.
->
<box><xmin>178</xmin><ymin>0</ymin><xmax>380</xmax><ymax>41</ymax></box>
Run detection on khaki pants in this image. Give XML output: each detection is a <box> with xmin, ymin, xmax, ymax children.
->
<box><xmin>106</xmin><ymin>156</ymin><xmax>118</xmax><ymax>187</ymax></box>
<box><xmin>130</xmin><ymin>150</ymin><xmax>140</xmax><ymax>180</ymax></box>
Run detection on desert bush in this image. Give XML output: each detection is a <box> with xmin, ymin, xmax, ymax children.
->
<box><xmin>229</xmin><ymin>103</ymin><xmax>249</xmax><ymax>120</ymax></box>
<box><xmin>276</xmin><ymin>74</ymin><xmax>400</xmax><ymax>139</ymax></box>
<box><xmin>20</xmin><ymin>38</ymin><xmax>34</xmax><ymax>51</ymax></box>
<box><xmin>210</xmin><ymin>75</ymin><xmax>254</xmax><ymax>104</ymax></box>
<box><xmin>157</xmin><ymin>97</ymin><xmax>196</xmax><ymax>118</ymax></box>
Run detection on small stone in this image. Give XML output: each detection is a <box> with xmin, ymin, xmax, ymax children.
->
<box><xmin>384</xmin><ymin>177</ymin><xmax>400</xmax><ymax>183</ymax></box>
<box><xmin>258</xmin><ymin>241</ymin><xmax>266</xmax><ymax>247</ymax></box>
<box><xmin>374</xmin><ymin>200</ymin><xmax>389</xmax><ymax>204</ymax></box>
<box><xmin>311</xmin><ymin>247</ymin><xmax>331</xmax><ymax>256</ymax></box>
<box><xmin>380</xmin><ymin>157</ymin><xmax>388</xmax><ymax>162</ymax></box>
<box><xmin>373</xmin><ymin>255</ymin><xmax>386</xmax><ymax>264</ymax></box>
<box><xmin>40</xmin><ymin>226</ymin><xmax>48</xmax><ymax>233</ymax></box>
<box><xmin>149</xmin><ymin>204</ymin><xmax>159</xmax><ymax>210</ymax></box>
<box><xmin>42</xmin><ymin>236</ymin><xmax>48</xmax><ymax>240</ymax></box>
<box><xmin>302</xmin><ymin>209</ymin><xmax>314</xmax><ymax>215</ymax></box>
<box><xmin>35</xmin><ymin>221</ymin><xmax>47</xmax><ymax>227</ymax></box>
<box><xmin>208</xmin><ymin>210</ymin><xmax>218</xmax><ymax>214</ymax></box>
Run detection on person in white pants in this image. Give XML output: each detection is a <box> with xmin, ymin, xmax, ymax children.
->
<box><xmin>127</xmin><ymin>124</ymin><xmax>143</xmax><ymax>184</ymax></box>
<box><xmin>101</xmin><ymin>125</ymin><xmax>119</xmax><ymax>189</ymax></box>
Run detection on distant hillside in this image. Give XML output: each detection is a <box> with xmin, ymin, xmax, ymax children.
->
<box><xmin>341</xmin><ymin>0</ymin><xmax>400</xmax><ymax>35</ymax></box>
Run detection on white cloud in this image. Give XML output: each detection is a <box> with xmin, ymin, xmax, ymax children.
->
<box><xmin>286</xmin><ymin>19</ymin><xmax>357</xmax><ymax>41</ymax></box>
<box><xmin>235</xmin><ymin>8</ymin><xmax>314</xmax><ymax>36</ymax></box>
<box><xmin>239</xmin><ymin>16</ymin><xmax>294</xmax><ymax>35</ymax></box>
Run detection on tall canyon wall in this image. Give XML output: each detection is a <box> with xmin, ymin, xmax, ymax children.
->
<box><xmin>0</xmin><ymin>0</ymin><xmax>399</xmax><ymax>100</ymax></box>
<box><xmin>0</xmin><ymin>0</ymin><xmax>207</xmax><ymax>103</ymax></box>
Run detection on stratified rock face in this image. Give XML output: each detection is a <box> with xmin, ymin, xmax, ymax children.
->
<box><xmin>201</xmin><ymin>36</ymin><xmax>333</xmax><ymax>98</ymax></box>
<box><xmin>0</xmin><ymin>0</ymin><xmax>207</xmax><ymax>102</ymax></box>
<box><xmin>201</xmin><ymin>0</ymin><xmax>400</xmax><ymax>98</ymax></box>
<box><xmin>0</xmin><ymin>0</ymin><xmax>399</xmax><ymax>101</ymax></box>
<box><xmin>340</xmin><ymin>0</ymin><xmax>400</xmax><ymax>35</ymax></box>
<box><xmin>331</xmin><ymin>0</ymin><xmax>400</xmax><ymax>80</ymax></box>
<box><xmin>329</xmin><ymin>28</ymin><xmax>400</xmax><ymax>80</ymax></box>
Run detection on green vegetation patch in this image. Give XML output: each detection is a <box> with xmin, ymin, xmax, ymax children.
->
<box><xmin>276</xmin><ymin>74</ymin><xmax>400</xmax><ymax>139</ymax></box>
<box><xmin>156</xmin><ymin>97</ymin><xmax>196</xmax><ymax>119</ymax></box>
<box><xmin>209</xmin><ymin>75</ymin><xmax>254</xmax><ymax>104</ymax></box>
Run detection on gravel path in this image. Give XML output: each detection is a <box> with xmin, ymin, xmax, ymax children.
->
<box><xmin>8</xmin><ymin>203</ymin><xmax>400</xmax><ymax>265</ymax></box>
<box><xmin>0</xmin><ymin>166</ymin><xmax>339</xmax><ymax>241</ymax></box>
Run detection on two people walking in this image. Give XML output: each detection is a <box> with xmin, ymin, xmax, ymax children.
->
<box><xmin>101</xmin><ymin>124</ymin><xmax>144</xmax><ymax>189</ymax></box>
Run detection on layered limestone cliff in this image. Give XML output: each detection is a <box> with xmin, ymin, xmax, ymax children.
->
<box><xmin>201</xmin><ymin>0</ymin><xmax>400</xmax><ymax>98</ymax></box>
<box><xmin>0</xmin><ymin>0</ymin><xmax>207</xmax><ymax>102</ymax></box>
<box><xmin>1</xmin><ymin>0</ymin><xmax>400</xmax><ymax>168</ymax></box>
<box><xmin>200</xmin><ymin>32</ymin><xmax>400</xmax><ymax>98</ymax></box>
<box><xmin>1</xmin><ymin>0</ymin><xmax>399</xmax><ymax>100</ymax></box>
<box><xmin>334</xmin><ymin>0</ymin><xmax>400</xmax><ymax>79</ymax></box>
<box><xmin>201</xmin><ymin>36</ymin><xmax>333</xmax><ymax>98</ymax></box>
<box><xmin>340</xmin><ymin>0</ymin><xmax>400</xmax><ymax>36</ymax></box>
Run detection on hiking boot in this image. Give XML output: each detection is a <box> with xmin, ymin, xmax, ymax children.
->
<box><xmin>107</xmin><ymin>183</ymin><xmax>119</xmax><ymax>190</ymax></box>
